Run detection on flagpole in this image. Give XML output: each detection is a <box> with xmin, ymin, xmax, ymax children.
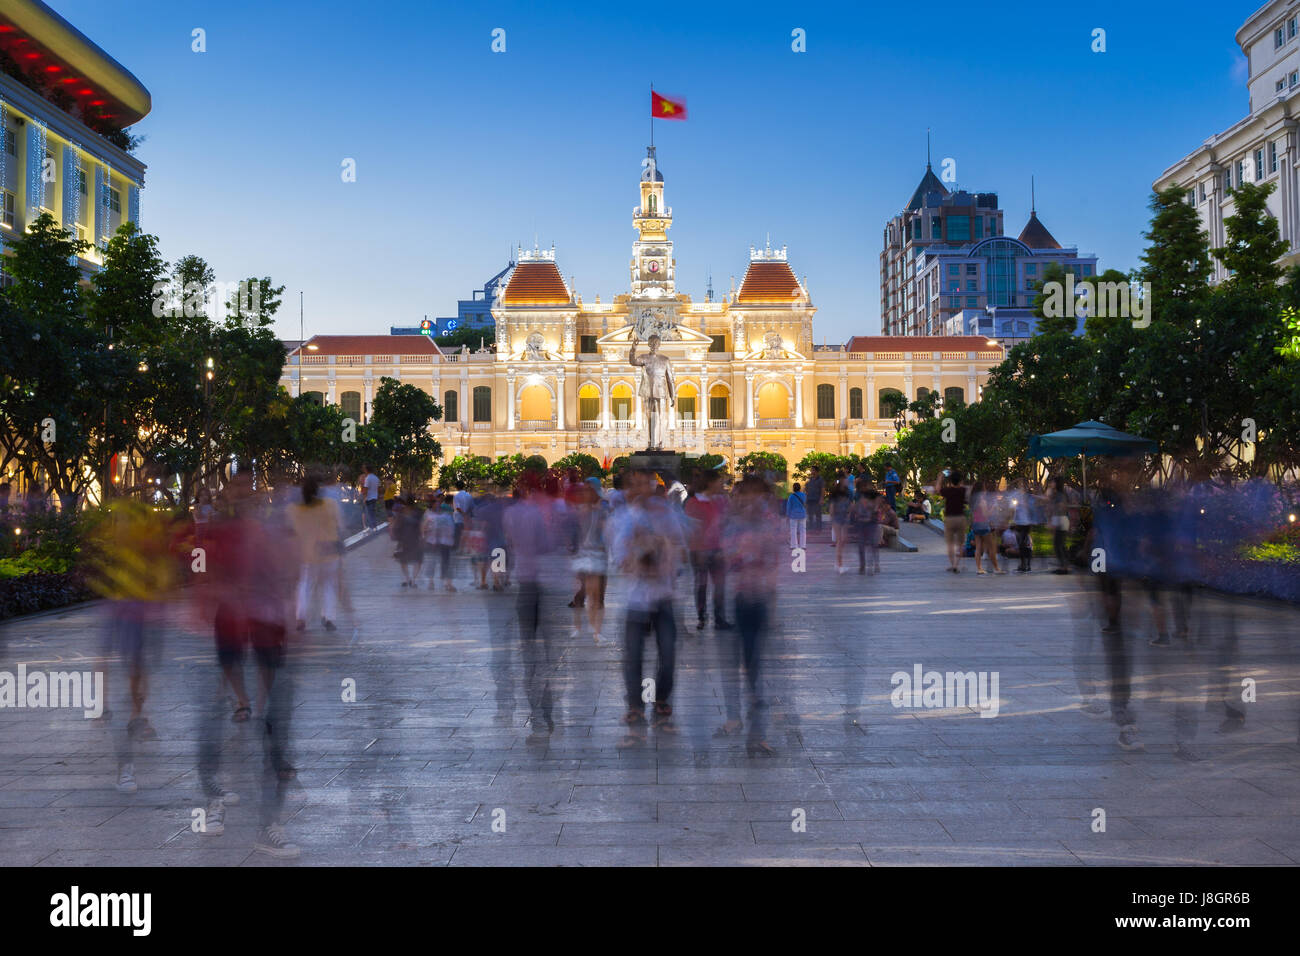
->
<box><xmin>650</xmin><ymin>81</ymin><xmax>653</xmax><ymax>148</ymax></box>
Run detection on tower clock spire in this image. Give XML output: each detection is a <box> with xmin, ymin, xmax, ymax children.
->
<box><xmin>631</xmin><ymin>145</ymin><xmax>674</xmax><ymax>296</ymax></box>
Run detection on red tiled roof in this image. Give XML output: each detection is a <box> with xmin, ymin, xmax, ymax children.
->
<box><xmin>502</xmin><ymin>261</ymin><xmax>570</xmax><ymax>305</ymax></box>
<box><xmin>736</xmin><ymin>261</ymin><xmax>801</xmax><ymax>303</ymax></box>
<box><xmin>292</xmin><ymin>335</ymin><xmax>442</xmax><ymax>355</ymax></box>
<box><xmin>844</xmin><ymin>336</ymin><xmax>1003</xmax><ymax>352</ymax></box>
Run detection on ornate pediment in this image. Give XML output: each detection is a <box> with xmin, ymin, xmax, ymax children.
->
<box><xmin>740</xmin><ymin>330</ymin><xmax>807</xmax><ymax>361</ymax></box>
<box><xmin>595</xmin><ymin>317</ymin><xmax>713</xmax><ymax>349</ymax></box>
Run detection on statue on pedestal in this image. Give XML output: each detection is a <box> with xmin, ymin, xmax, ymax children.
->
<box><xmin>628</xmin><ymin>333</ymin><xmax>675</xmax><ymax>451</ymax></box>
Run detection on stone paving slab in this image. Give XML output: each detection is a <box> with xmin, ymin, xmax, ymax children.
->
<box><xmin>1</xmin><ymin>521</ymin><xmax>1297</xmax><ymax>866</ymax></box>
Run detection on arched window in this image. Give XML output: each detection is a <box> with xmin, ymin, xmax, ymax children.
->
<box><xmin>916</xmin><ymin>386</ymin><xmax>931</xmax><ymax>402</ymax></box>
<box><xmin>472</xmin><ymin>386</ymin><xmax>492</xmax><ymax>423</ymax></box>
<box><xmin>756</xmin><ymin>382</ymin><xmax>787</xmax><ymax>420</ymax></box>
<box><xmin>340</xmin><ymin>390</ymin><xmax>362</xmax><ymax>422</ymax></box>
<box><xmin>816</xmin><ymin>384</ymin><xmax>835</xmax><ymax>419</ymax></box>
<box><xmin>848</xmin><ymin>387</ymin><xmax>863</xmax><ymax>420</ymax></box>
<box><xmin>677</xmin><ymin>383</ymin><xmax>698</xmax><ymax>420</ymax></box>
<box><xmin>578</xmin><ymin>384</ymin><xmax>600</xmax><ymax>422</ymax></box>
<box><xmin>519</xmin><ymin>385</ymin><xmax>551</xmax><ymax>422</ymax></box>
<box><xmin>442</xmin><ymin>390</ymin><xmax>457</xmax><ymax>423</ymax></box>
<box><xmin>708</xmin><ymin>384</ymin><xmax>729</xmax><ymax>424</ymax></box>
<box><xmin>944</xmin><ymin>386</ymin><xmax>965</xmax><ymax>407</ymax></box>
<box><xmin>648</xmin><ymin>195</ymin><xmax>657</xmax><ymax>215</ymax></box>
<box><xmin>611</xmin><ymin>383</ymin><xmax>633</xmax><ymax>421</ymax></box>
<box><xmin>303</xmin><ymin>390</ymin><xmax>324</xmax><ymax>407</ymax></box>
<box><xmin>878</xmin><ymin>388</ymin><xmax>905</xmax><ymax>419</ymax></box>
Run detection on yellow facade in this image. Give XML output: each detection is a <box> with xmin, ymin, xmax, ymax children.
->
<box><xmin>284</xmin><ymin>148</ymin><xmax>1005</xmax><ymax>470</ymax></box>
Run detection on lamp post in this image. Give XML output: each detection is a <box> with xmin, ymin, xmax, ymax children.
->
<box><xmin>298</xmin><ymin>291</ymin><xmax>304</xmax><ymax>397</ymax></box>
<box><xmin>203</xmin><ymin>356</ymin><xmax>214</xmax><ymax>496</ymax></box>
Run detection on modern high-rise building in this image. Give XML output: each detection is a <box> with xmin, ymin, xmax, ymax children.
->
<box><xmin>1154</xmin><ymin>0</ymin><xmax>1300</xmax><ymax>280</ymax></box>
<box><xmin>0</xmin><ymin>0</ymin><xmax>149</xmax><ymax>279</ymax></box>
<box><xmin>880</xmin><ymin>162</ymin><xmax>1097</xmax><ymax>337</ymax></box>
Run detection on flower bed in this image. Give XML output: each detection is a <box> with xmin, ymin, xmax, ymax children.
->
<box><xmin>0</xmin><ymin>570</ymin><xmax>94</xmax><ymax>621</ymax></box>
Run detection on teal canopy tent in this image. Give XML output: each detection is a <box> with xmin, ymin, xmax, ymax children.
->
<box><xmin>1028</xmin><ymin>420</ymin><xmax>1157</xmax><ymax>500</ymax></box>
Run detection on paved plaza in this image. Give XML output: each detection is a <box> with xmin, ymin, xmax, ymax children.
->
<box><xmin>1</xmin><ymin>524</ymin><xmax>1297</xmax><ymax>867</ymax></box>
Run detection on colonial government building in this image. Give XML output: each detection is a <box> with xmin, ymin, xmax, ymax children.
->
<box><xmin>284</xmin><ymin>147</ymin><xmax>1005</xmax><ymax>470</ymax></box>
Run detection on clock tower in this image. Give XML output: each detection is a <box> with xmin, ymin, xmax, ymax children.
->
<box><xmin>631</xmin><ymin>146</ymin><xmax>675</xmax><ymax>298</ymax></box>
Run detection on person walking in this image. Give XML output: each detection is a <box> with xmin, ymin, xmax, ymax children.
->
<box><xmin>360</xmin><ymin>465</ymin><xmax>380</xmax><ymax>530</ymax></box>
<box><xmin>610</xmin><ymin>470</ymin><xmax>688</xmax><ymax>747</ymax></box>
<box><xmin>786</xmin><ymin>481</ymin><xmax>807</xmax><ymax>551</ymax></box>
<box><xmin>683</xmin><ymin>470</ymin><xmax>730</xmax><ymax>631</ymax></box>
<box><xmin>850</xmin><ymin>488</ymin><xmax>883</xmax><ymax>575</ymax></box>
<box><xmin>969</xmin><ymin>481</ymin><xmax>1004</xmax><ymax>575</ymax></box>
<box><xmin>571</xmin><ymin>480</ymin><xmax>609</xmax><ymax>645</ymax></box>
<box><xmin>197</xmin><ymin>472</ymin><xmax>302</xmax><ymax>858</ymax></box>
<box><xmin>829</xmin><ymin>479</ymin><xmax>852</xmax><ymax>574</ymax></box>
<box><xmin>805</xmin><ymin>466</ymin><xmax>825</xmax><ymax>533</ymax></box>
<box><xmin>289</xmin><ymin>475</ymin><xmax>343</xmax><ymax>630</ymax></box>
<box><xmin>421</xmin><ymin>498</ymin><xmax>458</xmax><ymax>591</ymax></box>
<box><xmin>1010</xmin><ymin>478</ymin><xmax>1036</xmax><ymax>573</ymax></box>
<box><xmin>939</xmin><ymin>470</ymin><xmax>969</xmax><ymax>573</ymax></box>
<box><xmin>716</xmin><ymin>475</ymin><xmax>782</xmax><ymax>755</ymax></box>
<box><xmin>390</xmin><ymin>497</ymin><xmax>424</xmax><ymax>588</ymax></box>
<box><xmin>452</xmin><ymin>481</ymin><xmax>474</xmax><ymax>550</ymax></box>
<box><xmin>884</xmin><ymin>465</ymin><xmax>902</xmax><ymax>511</ymax></box>
<box><xmin>503</xmin><ymin>472</ymin><xmax>559</xmax><ymax>745</ymax></box>
<box><xmin>1048</xmin><ymin>476</ymin><xmax>1072</xmax><ymax>574</ymax></box>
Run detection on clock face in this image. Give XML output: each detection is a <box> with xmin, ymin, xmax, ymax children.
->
<box><xmin>648</xmin><ymin>260</ymin><xmax>660</xmax><ymax>273</ymax></box>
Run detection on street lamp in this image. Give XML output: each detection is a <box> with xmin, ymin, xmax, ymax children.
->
<box><xmin>203</xmin><ymin>356</ymin><xmax>214</xmax><ymax>497</ymax></box>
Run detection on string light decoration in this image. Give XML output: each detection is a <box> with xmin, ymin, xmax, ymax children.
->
<box><xmin>27</xmin><ymin>119</ymin><xmax>47</xmax><ymax>222</ymax></box>
<box><xmin>0</xmin><ymin>100</ymin><xmax>6</xmax><ymax>236</ymax></box>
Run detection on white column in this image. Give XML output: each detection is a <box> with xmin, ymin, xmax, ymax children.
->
<box><xmin>838</xmin><ymin>373</ymin><xmax>847</xmax><ymax>427</ymax></box>
<box><xmin>506</xmin><ymin>374</ymin><xmax>516</xmax><ymax>430</ymax></box>
<box><xmin>459</xmin><ymin>370</ymin><xmax>468</xmax><ymax>429</ymax></box>
<box><xmin>745</xmin><ymin>373</ymin><xmax>756</xmax><ymax>428</ymax></box>
<box><xmin>362</xmin><ymin>377</ymin><xmax>373</xmax><ymax>423</ymax></box>
<box><xmin>556</xmin><ymin>370</ymin><xmax>566</xmax><ymax>430</ymax></box>
<box><xmin>794</xmin><ymin>373</ymin><xmax>804</xmax><ymax>427</ymax></box>
<box><xmin>601</xmin><ymin>374</ymin><xmax>611</xmax><ymax>430</ymax></box>
<box><xmin>701</xmin><ymin>371</ymin><xmax>710</xmax><ymax>430</ymax></box>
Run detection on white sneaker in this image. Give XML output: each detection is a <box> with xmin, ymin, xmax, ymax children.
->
<box><xmin>116</xmin><ymin>764</ymin><xmax>137</xmax><ymax>794</ymax></box>
<box><xmin>254</xmin><ymin>823</ymin><xmax>301</xmax><ymax>859</ymax></box>
<box><xmin>201</xmin><ymin>799</ymin><xmax>225</xmax><ymax>836</ymax></box>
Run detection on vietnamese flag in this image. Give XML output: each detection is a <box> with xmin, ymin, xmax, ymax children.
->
<box><xmin>651</xmin><ymin>90</ymin><xmax>687</xmax><ymax>120</ymax></box>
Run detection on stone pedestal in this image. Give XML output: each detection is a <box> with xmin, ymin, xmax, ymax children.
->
<box><xmin>626</xmin><ymin>450</ymin><xmax>684</xmax><ymax>482</ymax></box>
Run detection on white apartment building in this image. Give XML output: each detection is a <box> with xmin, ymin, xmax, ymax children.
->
<box><xmin>1154</xmin><ymin>0</ymin><xmax>1300</xmax><ymax>279</ymax></box>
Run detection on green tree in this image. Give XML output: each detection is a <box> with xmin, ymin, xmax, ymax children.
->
<box><xmin>736</xmin><ymin>450</ymin><xmax>787</xmax><ymax>478</ymax></box>
<box><xmin>1030</xmin><ymin>262</ymin><xmax>1080</xmax><ymax>336</ymax></box>
<box><xmin>0</xmin><ymin>214</ymin><xmax>122</xmax><ymax>509</ymax></box>
<box><xmin>438</xmin><ymin>455</ymin><xmax>489</xmax><ymax>490</ymax></box>
<box><xmin>1138</xmin><ymin>186</ymin><xmax>1213</xmax><ymax>324</ymax></box>
<box><xmin>487</xmin><ymin>453</ymin><xmax>527</xmax><ymax>489</ymax></box>
<box><xmin>553</xmin><ymin>452</ymin><xmax>605</xmax><ymax>478</ymax></box>
<box><xmin>370</xmin><ymin>378</ymin><xmax>442</xmax><ymax>491</ymax></box>
<box><xmin>1213</xmin><ymin>180</ymin><xmax>1290</xmax><ymax>293</ymax></box>
<box><xmin>434</xmin><ymin>326</ymin><xmax>495</xmax><ymax>351</ymax></box>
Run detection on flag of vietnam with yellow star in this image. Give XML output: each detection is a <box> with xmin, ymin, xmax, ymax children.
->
<box><xmin>651</xmin><ymin>90</ymin><xmax>687</xmax><ymax>120</ymax></box>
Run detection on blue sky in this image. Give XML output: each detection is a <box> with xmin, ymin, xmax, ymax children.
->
<box><xmin>59</xmin><ymin>0</ymin><xmax>1254</xmax><ymax>342</ymax></box>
